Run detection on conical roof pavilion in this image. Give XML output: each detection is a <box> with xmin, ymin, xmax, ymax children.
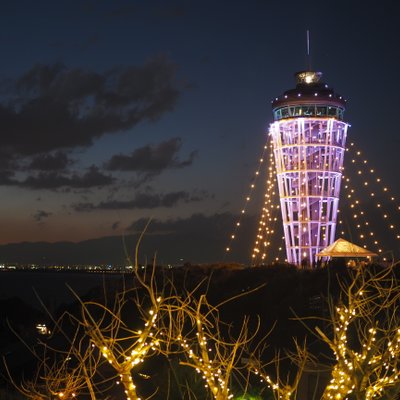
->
<box><xmin>316</xmin><ymin>238</ymin><xmax>377</xmax><ymax>258</ymax></box>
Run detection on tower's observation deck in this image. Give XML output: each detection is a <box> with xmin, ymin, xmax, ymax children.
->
<box><xmin>269</xmin><ymin>71</ymin><xmax>349</xmax><ymax>266</ymax></box>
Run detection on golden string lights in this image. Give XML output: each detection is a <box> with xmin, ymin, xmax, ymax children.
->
<box><xmin>338</xmin><ymin>141</ymin><xmax>400</xmax><ymax>257</ymax></box>
<box><xmin>274</xmin><ymin>236</ymin><xmax>287</xmax><ymax>263</ymax></box>
<box><xmin>224</xmin><ymin>139</ymin><xmax>269</xmax><ymax>257</ymax></box>
<box><xmin>252</xmin><ymin>135</ymin><xmax>281</xmax><ymax>264</ymax></box>
<box><xmin>251</xmin><ymin>368</ymin><xmax>293</xmax><ymax>400</ymax></box>
<box><xmin>347</xmin><ymin>142</ymin><xmax>400</xmax><ymax>239</ymax></box>
<box><xmin>177</xmin><ymin>329</ymin><xmax>233</xmax><ymax>399</ymax></box>
<box><xmin>224</xmin><ymin>132</ymin><xmax>289</xmax><ymax>265</ymax></box>
<box><xmin>248</xmin><ymin>333</ymin><xmax>309</xmax><ymax>400</ymax></box>
<box><xmin>339</xmin><ymin>172</ymin><xmax>382</xmax><ymax>254</ymax></box>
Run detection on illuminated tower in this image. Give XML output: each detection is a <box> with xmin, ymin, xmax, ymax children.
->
<box><xmin>269</xmin><ymin>70</ymin><xmax>349</xmax><ymax>266</ymax></box>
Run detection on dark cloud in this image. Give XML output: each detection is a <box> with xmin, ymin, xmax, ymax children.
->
<box><xmin>124</xmin><ymin>213</ymin><xmax>261</xmax><ymax>264</ymax></box>
<box><xmin>122</xmin><ymin>213</ymin><xmax>262</xmax><ymax>263</ymax></box>
<box><xmin>29</xmin><ymin>152</ymin><xmax>72</xmax><ymax>171</ymax></box>
<box><xmin>33</xmin><ymin>210</ymin><xmax>52</xmax><ymax>222</ymax></box>
<box><xmin>72</xmin><ymin>202</ymin><xmax>96</xmax><ymax>213</ymax></box>
<box><xmin>21</xmin><ymin>166</ymin><xmax>114</xmax><ymax>190</ymax></box>
<box><xmin>72</xmin><ymin>190</ymin><xmax>207</xmax><ymax>212</ymax></box>
<box><xmin>0</xmin><ymin>170</ymin><xmax>16</xmax><ymax>185</ymax></box>
<box><xmin>0</xmin><ymin>56</ymin><xmax>180</xmax><ymax>156</ymax></box>
<box><xmin>126</xmin><ymin>213</ymin><xmax>235</xmax><ymax>234</ymax></box>
<box><xmin>0</xmin><ymin>152</ymin><xmax>21</xmax><ymax>173</ymax></box>
<box><xmin>104</xmin><ymin>137</ymin><xmax>197</xmax><ymax>177</ymax></box>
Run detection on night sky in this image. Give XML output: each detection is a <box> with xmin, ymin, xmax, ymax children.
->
<box><xmin>0</xmin><ymin>0</ymin><xmax>399</xmax><ymax>264</ymax></box>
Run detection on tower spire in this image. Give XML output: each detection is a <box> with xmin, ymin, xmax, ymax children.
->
<box><xmin>306</xmin><ymin>29</ymin><xmax>311</xmax><ymax>70</ymax></box>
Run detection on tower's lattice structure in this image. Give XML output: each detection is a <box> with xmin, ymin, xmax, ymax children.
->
<box><xmin>269</xmin><ymin>71</ymin><xmax>349</xmax><ymax>266</ymax></box>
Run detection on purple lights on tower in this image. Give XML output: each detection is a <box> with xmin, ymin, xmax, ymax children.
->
<box><xmin>269</xmin><ymin>71</ymin><xmax>349</xmax><ymax>266</ymax></box>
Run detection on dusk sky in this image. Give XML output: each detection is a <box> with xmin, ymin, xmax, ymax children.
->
<box><xmin>0</xmin><ymin>0</ymin><xmax>399</xmax><ymax>263</ymax></box>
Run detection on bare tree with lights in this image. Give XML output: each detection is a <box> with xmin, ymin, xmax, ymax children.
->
<box><xmin>5</xmin><ymin>314</ymin><xmax>102</xmax><ymax>400</ymax></box>
<box><xmin>175</xmin><ymin>290</ymin><xmax>260</xmax><ymax>400</ymax></box>
<box><xmin>317</xmin><ymin>264</ymin><xmax>400</xmax><ymax>400</ymax></box>
<box><xmin>7</xmin><ymin>265</ymin><xmax>180</xmax><ymax>400</ymax></box>
<box><xmin>72</xmin><ymin>268</ymin><xmax>263</xmax><ymax>400</ymax></box>
<box><xmin>243</xmin><ymin>263</ymin><xmax>400</xmax><ymax>400</ymax></box>
<box><xmin>248</xmin><ymin>339</ymin><xmax>311</xmax><ymax>400</ymax></box>
<box><xmin>70</xmin><ymin>261</ymin><xmax>184</xmax><ymax>400</ymax></box>
<box><xmin>254</xmin><ymin>264</ymin><xmax>400</xmax><ymax>400</ymax></box>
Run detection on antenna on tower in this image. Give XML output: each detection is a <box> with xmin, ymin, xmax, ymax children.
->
<box><xmin>306</xmin><ymin>29</ymin><xmax>311</xmax><ymax>70</ymax></box>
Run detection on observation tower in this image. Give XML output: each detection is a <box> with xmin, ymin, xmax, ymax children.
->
<box><xmin>269</xmin><ymin>70</ymin><xmax>349</xmax><ymax>266</ymax></box>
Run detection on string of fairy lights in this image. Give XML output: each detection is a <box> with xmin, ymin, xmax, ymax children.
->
<box><xmin>339</xmin><ymin>168</ymin><xmax>382</xmax><ymax>254</ymax></box>
<box><xmin>347</xmin><ymin>142</ymin><xmax>400</xmax><ymax>237</ymax></box>
<box><xmin>251</xmin><ymin>140</ymin><xmax>274</xmax><ymax>262</ymax></box>
<box><xmin>177</xmin><ymin>321</ymin><xmax>234</xmax><ymax>400</ymax></box>
<box><xmin>251</xmin><ymin>135</ymin><xmax>282</xmax><ymax>264</ymax></box>
<box><xmin>338</xmin><ymin>141</ymin><xmax>400</xmax><ymax>257</ymax></box>
<box><xmin>224</xmin><ymin>140</ymin><xmax>268</xmax><ymax>256</ymax></box>
<box><xmin>224</xmin><ymin>134</ymin><xmax>285</xmax><ymax>265</ymax></box>
<box><xmin>251</xmin><ymin>367</ymin><xmax>293</xmax><ymax>400</ymax></box>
